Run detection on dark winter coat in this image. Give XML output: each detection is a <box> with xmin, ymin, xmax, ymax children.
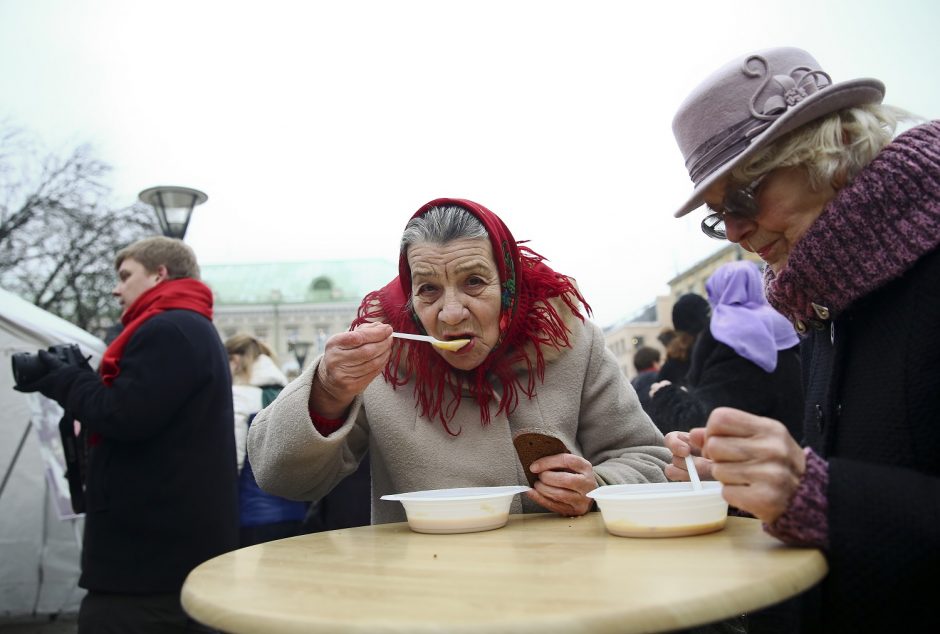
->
<box><xmin>753</xmin><ymin>121</ymin><xmax>940</xmax><ymax>633</ymax></box>
<box><xmin>795</xmin><ymin>245</ymin><xmax>940</xmax><ymax>632</ymax></box>
<box><xmin>646</xmin><ymin>327</ymin><xmax>803</xmax><ymax>438</ymax></box>
<box><xmin>53</xmin><ymin>309</ymin><xmax>238</xmax><ymax>594</ymax></box>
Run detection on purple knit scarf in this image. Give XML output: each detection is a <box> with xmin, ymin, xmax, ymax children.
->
<box><xmin>765</xmin><ymin>121</ymin><xmax>940</xmax><ymax>326</ymax></box>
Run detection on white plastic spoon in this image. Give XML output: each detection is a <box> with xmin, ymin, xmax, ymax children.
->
<box><xmin>685</xmin><ymin>454</ymin><xmax>703</xmax><ymax>491</ymax></box>
<box><xmin>392</xmin><ymin>332</ymin><xmax>470</xmax><ymax>351</ymax></box>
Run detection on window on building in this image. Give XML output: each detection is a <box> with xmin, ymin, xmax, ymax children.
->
<box><xmin>254</xmin><ymin>326</ymin><xmax>268</xmax><ymax>341</ymax></box>
<box><xmin>308</xmin><ymin>277</ymin><xmax>335</xmax><ymax>301</ymax></box>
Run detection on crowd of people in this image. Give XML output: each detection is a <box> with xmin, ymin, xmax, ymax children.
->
<box><xmin>11</xmin><ymin>45</ymin><xmax>937</xmax><ymax>633</ymax></box>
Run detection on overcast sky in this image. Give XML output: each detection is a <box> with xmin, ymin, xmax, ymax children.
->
<box><xmin>2</xmin><ymin>0</ymin><xmax>938</xmax><ymax>326</ymax></box>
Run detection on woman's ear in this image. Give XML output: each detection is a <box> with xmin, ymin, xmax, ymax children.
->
<box><xmin>831</xmin><ymin>168</ymin><xmax>848</xmax><ymax>191</ymax></box>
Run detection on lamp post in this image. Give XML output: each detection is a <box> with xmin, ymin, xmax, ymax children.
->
<box><xmin>289</xmin><ymin>340</ymin><xmax>313</xmax><ymax>372</ymax></box>
<box><xmin>138</xmin><ymin>185</ymin><xmax>208</xmax><ymax>240</ymax></box>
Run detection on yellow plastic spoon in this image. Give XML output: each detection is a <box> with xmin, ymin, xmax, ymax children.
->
<box><xmin>392</xmin><ymin>332</ymin><xmax>470</xmax><ymax>351</ymax></box>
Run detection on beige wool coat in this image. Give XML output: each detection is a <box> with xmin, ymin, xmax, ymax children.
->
<box><xmin>248</xmin><ymin>316</ymin><xmax>671</xmax><ymax>524</ymax></box>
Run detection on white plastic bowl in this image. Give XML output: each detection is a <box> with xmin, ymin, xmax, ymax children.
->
<box><xmin>587</xmin><ymin>481</ymin><xmax>728</xmax><ymax>538</ymax></box>
<box><xmin>381</xmin><ymin>486</ymin><xmax>530</xmax><ymax>534</ymax></box>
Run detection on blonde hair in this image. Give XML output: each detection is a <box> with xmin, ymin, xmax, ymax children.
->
<box><xmin>115</xmin><ymin>236</ymin><xmax>200</xmax><ymax>279</ymax></box>
<box><xmin>733</xmin><ymin>104</ymin><xmax>917</xmax><ymax>190</ymax></box>
<box><xmin>225</xmin><ymin>333</ymin><xmax>275</xmax><ymax>382</ymax></box>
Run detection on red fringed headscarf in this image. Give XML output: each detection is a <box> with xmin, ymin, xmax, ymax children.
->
<box><xmin>100</xmin><ymin>278</ymin><xmax>214</xmax><ymax>386</ymax></box>
<box><xmin>351</xmin><ymin>198</ymin><xmax>590</xmax><ymax>433</ymax></box>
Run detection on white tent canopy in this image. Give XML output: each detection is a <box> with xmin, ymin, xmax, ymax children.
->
<box><xmin>0</xmin><ymin>287</ymin><xmax>106</xmax><ymax>618</ymax></box>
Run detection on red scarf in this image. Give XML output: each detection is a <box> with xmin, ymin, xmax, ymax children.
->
<box><xmin>352</xmin><ymin>198</ymin><xmax>590</xmax><ymax>433</ymax></box>
<box><xmin>100</xmin><ymin>278</ymin><xmax>214</xmax><ymax>386</ymax></box>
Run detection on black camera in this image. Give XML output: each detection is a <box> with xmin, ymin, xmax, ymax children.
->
<box><xmin>11</xmin><ymin>343</ymin><xmax>91</xmax><ymax>514</ymax></box>
<box><xmin>11</xmin><ymin>343</ymin><xmax>89</xmax><ymax>387</ymax></box>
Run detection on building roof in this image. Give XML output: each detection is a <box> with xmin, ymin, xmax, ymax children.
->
<box><xmin>201</xmin><ymin>259</ymin><xmax>397</xmax><ymax>305</ymax></box>
<box><xmin>604</xmin><ymin>301</ymin><xmax>660</xmax><ymax>333</ymax></box>
<box><xmin>666</xmin><ymin>244</ymin><xmax>737</xmax><ymax>286</ymax></box>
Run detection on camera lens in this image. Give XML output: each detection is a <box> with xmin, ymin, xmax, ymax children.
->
<box><xmin>11</xmin><ymin>352</ymin><xmax>46</xmax><ymax>387</ymax></box>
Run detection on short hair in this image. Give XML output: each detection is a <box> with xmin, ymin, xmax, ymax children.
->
<box><xmin>115</xmin><ymin>236</ymin><xmax>200</xmax><ymax>280</ymax></box>
<box><xmin>633</xmin><ymin>346</ymin><xmax>661</xmax><ymax>372</ymax></box>
<box><xmin>733</xmin><ymin>103</ymin><xmax>914</xmax><ymax>190</ymax></box>
<box><xmin>400</xmin><ymin>205</ymin><xmax>489</xmax><ymax>258</ymax></box>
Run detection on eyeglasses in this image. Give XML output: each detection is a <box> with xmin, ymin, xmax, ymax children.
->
<box><xmin>700</xmin><ymin>173</ymin><xmax>767</xmax><ymax>240</ymax></box>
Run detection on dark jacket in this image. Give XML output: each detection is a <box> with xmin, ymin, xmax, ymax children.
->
<box><xmin>654</xmin><ymin>355</ymin><xmax>692</xmax><ymax>386</ymax></box>
<box><xmin>55</xmin><ymin>309</ymin><xmax>238</xmax><ymax>594</ymax></box>
<box><xmin>796</xmin><ymin>245</ymin><xmax>940</xmax><ymax>633</ymax></box>
<box><xmin>630</xmin><ymin>369</ymin><xmax>658</xmax><ymax>412</ymax></box>
<box><xmin>647</xmin><ymin>328</ymin><xmax>803</xmax><ymax>439</ymax></box>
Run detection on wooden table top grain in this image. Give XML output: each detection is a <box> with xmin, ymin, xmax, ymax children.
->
<box><xmin>181</xmin><ymin>513</ymin><xmax>826</xmax><ymax>634</ymax></box>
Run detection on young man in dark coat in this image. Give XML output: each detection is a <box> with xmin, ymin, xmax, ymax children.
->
<box><xmin>16</xmin><ymin>236</ymin><xmax>238</xmax><ymax>632</ymax></box>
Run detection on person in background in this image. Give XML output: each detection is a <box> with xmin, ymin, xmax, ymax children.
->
<box><xmin>647</xmin><ymin>260</ymin><xmax>802</xmax><ymax>439</ymax></box>
<box><xmin>656</xmin><ymin>327</ymin><xmax>676</xmax><ymax>349</ymax></box>
<box><xmin>629</xmin><ymin>346</ymin><xmax>661</xmax><ymax>412</ymax></box>
<box><xmin>15</xmin><ymin>236</ymin><xmax>237</xmax><ymax>633</ymax></box>
<box><xmin>664</xmin><ymin>46</ymin><xmax>939</xmax><ymax>632</ymax></box>
<box><xmin>655</xmin><ymin>293</ymin><xmax>710</xmax><ymax>386</ymax></box>
<box><xmin>301</xmin><ymin>457</ymin><xmax>372</xmax><ymax>533</ymax></box>
<box><xmin>248</xmin><ymin>198</ymin><xmax>670</xmax><ymax>524</ymax></box>
<box><xmin>226</xmin><ymin>333</ymin><xmax>309</xmax><ymax>546</ymax></box>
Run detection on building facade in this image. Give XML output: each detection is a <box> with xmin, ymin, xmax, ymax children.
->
<box><xmin>200</xmin><ymin>248</ymin><xmax>762</xmax><ymax>382</ymax></box>
<box><xmin>201</xmin><ymin>259</ymin><xmax>396</xmax><ymax>375</ymax></box>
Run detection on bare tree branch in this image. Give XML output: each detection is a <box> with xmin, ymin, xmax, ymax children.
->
<box><xmin>0</xmin><ymin>123</ymin><xmax>160</xmax><ymax>334</ymax></box>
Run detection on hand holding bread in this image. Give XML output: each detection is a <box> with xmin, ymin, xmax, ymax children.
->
<box><xmin>513</xmin><ymin>432</ymin><xmax>597</xmax><ymax>517</ymax></box>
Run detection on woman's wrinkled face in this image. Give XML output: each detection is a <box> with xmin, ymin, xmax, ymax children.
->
<box><xmin>408</xmin><ymin>237</ymin><xmax>502</xmax><ymax>371</ymax></box>
<box><xmin>704</xmin><ymin>166</ymin><xmax>837</xmax><ymax>274</ymax></box>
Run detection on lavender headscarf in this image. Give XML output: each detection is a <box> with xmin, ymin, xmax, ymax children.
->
<box><xmin>706</xmin><ymin>261</ymin><xmax>799</xmax><ymax>373</ymax></box>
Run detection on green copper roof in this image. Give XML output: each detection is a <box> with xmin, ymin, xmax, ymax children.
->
<box><xmin>201</xmin><ymin>259</ymin><xmax>397</xmax><ymax>305</ymax></box>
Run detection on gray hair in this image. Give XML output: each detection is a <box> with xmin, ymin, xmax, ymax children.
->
<box><xmin>733</xmin><ymin>103</ymin><xmax>917</xmax><ymax>190</ymax></box>
<box><xmin>400</xmin><ymin>205</ymin><xmax>489</xmax><ymax>258</ymax></box>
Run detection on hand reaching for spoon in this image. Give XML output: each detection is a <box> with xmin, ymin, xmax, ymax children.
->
<box><xmin>663</xmin><ymin>430</ymin><xmax>715</xmax><ymax>483</ymax></box>
<box><xmin>311</xmin><ymin>323</ymin><xmax>393</xmax><ymax>418</ymax></box>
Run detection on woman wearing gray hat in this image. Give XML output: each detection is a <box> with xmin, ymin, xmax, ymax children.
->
<box><xmin>664</xmin><ymin>47</ymin><xmax>939</xmax><ymax>632</ymax></box>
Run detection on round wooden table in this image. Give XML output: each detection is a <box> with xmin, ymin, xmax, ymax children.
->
<box><xmin>182</xmin><ymin>513</ymin><xmax>826</xmax><ymax>633</ymax></box>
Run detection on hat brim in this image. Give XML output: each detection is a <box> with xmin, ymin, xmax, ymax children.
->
<box><xmin>673</xmin><ymin>78</ymin><xmax>886</xmax><ymax>218</ymax></box>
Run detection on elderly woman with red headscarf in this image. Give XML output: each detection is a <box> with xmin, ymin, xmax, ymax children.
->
<box><xmin>248</xmin><ymin>198</ymin><xmax>670</xmax><ymax>522</ymax></box>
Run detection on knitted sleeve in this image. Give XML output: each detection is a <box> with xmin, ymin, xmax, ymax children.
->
<box><xmin>763</xmin><ymin>447</ymin><xmax>829</xmax><ymax>548</ymax></box>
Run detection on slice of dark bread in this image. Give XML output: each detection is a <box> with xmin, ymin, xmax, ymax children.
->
<box><xmin>513</xmin><ymin>432</ymin><xmax>571</xmax><ymax>487</ymax></box>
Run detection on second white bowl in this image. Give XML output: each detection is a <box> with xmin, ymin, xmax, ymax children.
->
<box><xmin>587</xmin><ymin>481</ymin><xmax>728</xmax><ymax>538</ymax></box>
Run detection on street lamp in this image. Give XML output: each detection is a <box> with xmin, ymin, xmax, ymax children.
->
<box><xmin>138</xmin><ymin>185</ymin><xmax>208</xmax><ymax>240</ymax></box>
<box><xmin>289</xmin><ymin>340</ymin><xmax>313</xmax><ymax>371</ymax></box>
